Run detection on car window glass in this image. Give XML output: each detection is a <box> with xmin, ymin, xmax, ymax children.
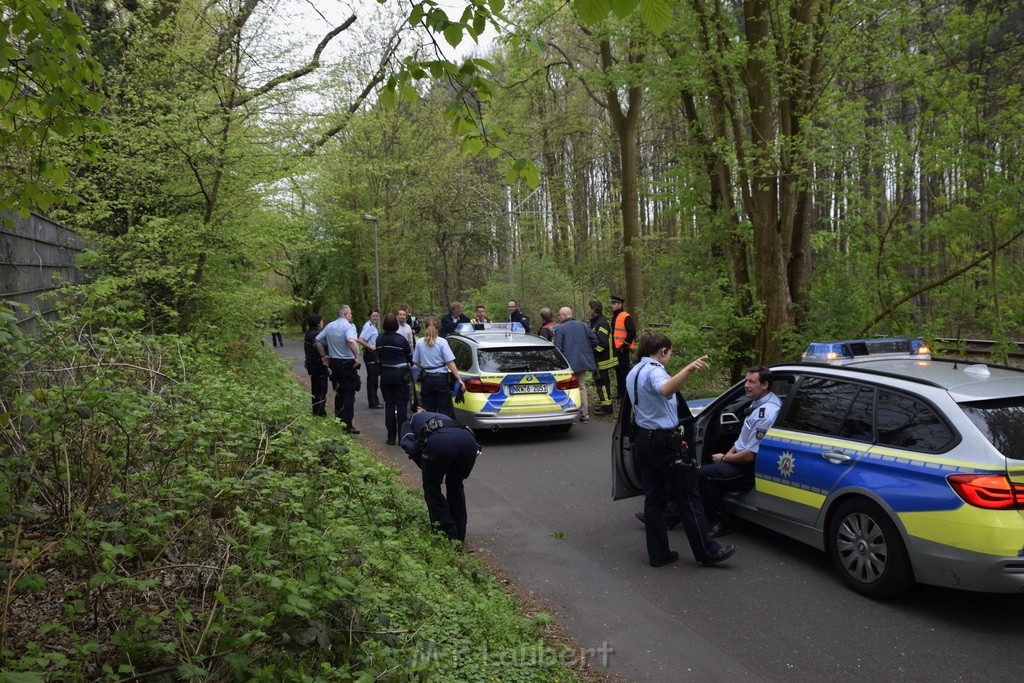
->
<box><xmin>780</xmin><ymin>377</ymin><xmax>861</xmax><ymax>437</ymax></box>
<box><xmin>876</xmin><ymin>390</ymin><xmax>953</xmax><ymax>453</ymax></box>
<box><xmin>960</xmin><ymin>397</ymin><xmax>1024</xmax><ymax>460</ymax></box>
<box><xmin>478</xmin><ymin>347</ymin><xmax>566</xmax><ymax>373</ymax></box>
<box><xmin>837</xmin><ymin>387</ymin><xmax>874</xmax><ymax>442</ymax></box>
<box><xmin>450</xmin><ymin>340</ymin><xmax>473</xmax><ymax>372</ymax></box>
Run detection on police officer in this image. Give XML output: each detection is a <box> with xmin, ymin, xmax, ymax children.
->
<box><xmin>627</xmin><ymin>332</ymin><xmax>736</xmax><ymax>567</ymax></box>
<box><xmin>376</xmin><ymin>313</ymin><xmax>413</xmax><ymax>445</ymax></box>
<box><xmin>699</xmin><ymin>365</ymin><xmax>781</xmax><ymax>537</ymax></box>
<box><xmin>401</xmin><ymin>411</ymin><xmax>480</xmax><ymax>542</ymax></box>
<box><xmin>315</xmin><ymin>304</ymin><xmax>362</xmax><ymax>434</ymax></box>
<box><xmin>413</xmin><ymin>316</ymin><xmax>466</xmax><ymax>417</ymax></box>
<box><xmin>303</xmin><ymin>314</ymin><xmax>328</xmax><ymax>417</ymax></box>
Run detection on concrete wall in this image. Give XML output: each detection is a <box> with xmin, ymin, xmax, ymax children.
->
<box><xmin>0</xmin><ymin>212</ymin><xmax>87</xmax><ymax>331</ymax></box>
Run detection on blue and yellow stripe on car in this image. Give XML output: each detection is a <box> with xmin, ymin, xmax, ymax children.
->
<box><xmin>461</xmin><ymin>372</ymin><xmax>579</xmax><ymax>415</ymax></box>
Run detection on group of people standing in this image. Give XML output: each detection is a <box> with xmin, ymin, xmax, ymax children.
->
<box><xmin>299</xmin><ymin>296</ymin><xmax>774</xmax><ymax>571</ymax></box>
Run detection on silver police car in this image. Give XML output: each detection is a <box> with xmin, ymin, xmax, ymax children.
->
<box><xmin>613</xmin><ymin>338</ymin><xmax>1024</xmax><ymax>597</ymax></box>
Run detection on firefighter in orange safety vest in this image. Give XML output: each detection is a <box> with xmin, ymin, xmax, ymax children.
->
<box><xmin>610</xmin><ymin>295</ymin><xmax>636</xmax><ymax>400</ymax></box>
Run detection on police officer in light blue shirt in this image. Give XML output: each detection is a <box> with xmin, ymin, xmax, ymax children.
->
<box><xmin>699</xmin><ymin>365</ymin><xmax>782</xmax><ymax>537</ymax></box>
<box><xmin>627</xmin><ymin>332</ymin><xmax>736</xmax><ymax>568</ymax></box>
<box><xmin>359</xmin><ymin>310</ymin><xmax>382</xmax><ymax>409</ymax></box>
<box><xmin>413</xmin><ymin>315</ymin><xmax>465</xmax><ymax>418</ymax></box>
<box><xmin>315</xmin><ymin>305</ymin><xmax>362</xmax><ymax>433</ymax></box>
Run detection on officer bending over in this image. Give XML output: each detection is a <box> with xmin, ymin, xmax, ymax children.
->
<box><xmin>401</xmin><ymin>411</ymin><xmax>480</xmax><ymax>542</ymax></box>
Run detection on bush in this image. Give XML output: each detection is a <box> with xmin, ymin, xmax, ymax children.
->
<box><xmin>0</xmin><ymin>305</ymin><xmax>575</xmax><ymax>681</ymax></box>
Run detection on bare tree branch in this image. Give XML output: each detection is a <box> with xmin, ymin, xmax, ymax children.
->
<box><xmin>303</xmin><ymin>29</ymin><xmax>401</xmax><ymax>153</ymax></box>
<box><xmin>230</xmin><ymin>15</ymin><xmax>358</xmax><ymax>110</ymax></box>
<box><xmin>858</xmin><ymin>229</ymin><xmax>1024</xmax><ymax>336</ymax></box>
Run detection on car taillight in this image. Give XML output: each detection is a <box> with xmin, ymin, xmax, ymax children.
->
<box><xmin>556</xmin><ymin>375</ymin><xmax>579</xmax><ymax>390</ymax></box>
<box><xmin>947</xmin><ymin>474</ymin><xmax>1024</xmax><ymax>510</ymax></box>
<box><xmin>465</xmin><ymin>377</ymin><xmax>501</xmax><ymax>393</ymax></box>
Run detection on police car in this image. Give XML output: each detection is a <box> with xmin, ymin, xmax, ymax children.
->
<box><xmin>439</xmin><ymin>323</ymin><xmax>582</xmax><ymax>432</ymax></box>
<box><xmin>612</xmin><ymin>337</ymin><xmax>1024</xmax><ymax>597</ymax></box>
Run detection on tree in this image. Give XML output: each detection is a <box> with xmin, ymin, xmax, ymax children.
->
<box><xmin>0</xmin><ymin>0</ymin><xmax>106</xmax><ymax>218</ymax></box>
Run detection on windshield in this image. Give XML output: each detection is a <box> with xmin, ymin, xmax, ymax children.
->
<box><xmin>477</xmin><ymin>347</ymin><xmax>567</xmax><ymax>373</ymax></box>
<box><xmin>960</xmin><ymin>397</ymin><xmax>1024</xmax><ymax>461</ymax></box>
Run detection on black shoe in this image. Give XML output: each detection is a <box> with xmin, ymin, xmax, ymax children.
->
<box><xmin>651</xmin><ymin>551</ymin><xmax>679</xmax><ymax>568</ymax></box>
<box><xmin>634</xmin><ymin>511</ymin><xmax>678</xmax><ymax>530</ymax></box>
<box><xmin>386</xmin><ymin>439</ymin><xmax>396</xmax><ymax>445</ymax></box>
<box><xmin>708</xmin><ymin>521</ymin><xmax>735</xmax><ymax>539</ymax></box>
<box><xmin>369</xmin><ymin>404</ymin><xmax>384</xmax><ymax>409</ymax></box>
<box><xmin>701</xmin><ymin>544</ymin><xmax>737</xmax><ymax>567</ymax></box>
<box><xmin>345</xmin><ymin>427</ymin><xmax>360</xmax><ymax>435</ymax></box>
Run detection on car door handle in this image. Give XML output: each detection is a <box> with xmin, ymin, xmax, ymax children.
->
<box><xmin>821</xmin><ymin>450</ymin><xmax>853</xmax><ymax>464</ymax></box>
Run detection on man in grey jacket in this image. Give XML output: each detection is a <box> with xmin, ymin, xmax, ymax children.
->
<box><xmin>554</xmin><ymin>306</ymin><xmax>599</xmax><ymax>422</ymax></box>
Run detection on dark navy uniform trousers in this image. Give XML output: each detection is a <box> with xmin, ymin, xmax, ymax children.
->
<box><xmin>636</xmin><ymin>433</ymin><xmax>723</xmax><ymax>565</ymax></box>
<box><xmin>421</xmin><ymin>427</ymin><xmax>478</xmax><ymax>541</ymax></box>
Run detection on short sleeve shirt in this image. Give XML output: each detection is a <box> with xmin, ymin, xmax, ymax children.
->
<box><xmin>413</xmin><ymin>337</ymin><xmax>455</xmax><ymax>372</ymax></box>
<box><xmin>625</xmin><ymin>358</ymin><xmax>678</xmax><ymax>430</ymax></box>
<box><xmin>360</xmin><ymin>320</ymin><xmax>379</xmax><ymax>347</ymax></box>
<box><xmin>316</xmin><ymin>317</ymin><xmax>358</xmax><ymax>360</ymax></box>
<box><xmin>735</xmin><ymin>392</ymin><xmax>782</xmax><ymax>453</ymax></box>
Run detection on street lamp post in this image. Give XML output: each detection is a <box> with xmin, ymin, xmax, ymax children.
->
<box><xmin>362</xmin><ymin>214</ymin><xmax>380</xmax><ymax>312</ymax></box>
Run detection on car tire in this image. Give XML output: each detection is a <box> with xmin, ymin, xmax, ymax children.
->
<box><xmin>828</xmin><ymin>497</ymin><xmax>914</xmax><ymax>599</ymax></box>
<box><xmin>550</xmin><ymin>423</ymin><xmax>573</xmax><ymax>433</ymax></box>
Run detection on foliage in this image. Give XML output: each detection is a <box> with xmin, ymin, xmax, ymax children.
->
<box><xmin>0</xmin><ymin>290</ymin><xmax>576</xmax><ymax>681</ymax></box>
<box><xmin>0</xmin><ymin>0</ymin><xmax>107</xmax><ymax>218</ymax></box>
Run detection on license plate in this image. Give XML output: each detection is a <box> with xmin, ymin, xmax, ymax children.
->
<box><xmin>510</xmin><ymin>383</ymin><xmax>548</xmax><ymax>394</ymax></box>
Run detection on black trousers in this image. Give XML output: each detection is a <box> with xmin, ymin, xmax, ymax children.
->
<box><xmin>697</xmin><ymin>462</ymin><xmax>754</xmax><ymax>525</ymax></box>
<box><xmin>635</xmin><ymin>434</ymin><xmax>722</xmax><ymax>565</ymax></box>
<box><xmin>421</xmin><ymin>427</ymin><xmax>478</xmax><ymax>541</ymax></box>
<box><xmin>420</xmin><ymin>374</ymin><xmax>454</xmax><ymax>418</ymax></box>
<box><xmin>328</xmin><ymin>359</ymin><xmax>358</xmax><ymax>429</ymax></box>
<box><xmin>307</xmin><ymin>367</ymin><xmax>329</xmax><ymax>417</ymax></box>
<box><xmin>365</xmin><ymin>352</ymin><xmax>381</xmax><ymax>407</ymax></box>
<box><xmin>380</xmin><ymin>367</ymin><xmax>410</xmax><ymax>442</ymax></box>
<box><xmin>614</xmin><ymin>348</ymin><xmax>632</xmax><ymax>398</ymax></box>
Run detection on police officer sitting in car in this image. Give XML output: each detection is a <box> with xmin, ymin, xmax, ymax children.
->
<box><xmin>401</xmin><ymin>411</ymin><xmax>480</xmax><ymax>542</ymax></box>
<box><xmin>699</xmin><ymin>365</ymin><xmax>782</xmax><ymax>537</ymax></box>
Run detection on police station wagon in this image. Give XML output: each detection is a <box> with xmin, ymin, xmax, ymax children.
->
<box><xmin>443</xmin><ymin>323</ymin><xmax>582</xmax><ymax>432</ymax></box>
<box><xmin>613</xmin><ymin>338</ymin><xmax>1024</xmax><ymax>597</ymax></box>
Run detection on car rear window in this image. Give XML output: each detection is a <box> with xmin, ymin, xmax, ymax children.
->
<box><xmin>960</xmin><ymin>397</ymin><xmax>1024</xmax><ymax>460</ymax></box>
<box><xmin>477</xmin><ymin>347</ymin><xmax>567</xmax><ymax>373</ymax></box>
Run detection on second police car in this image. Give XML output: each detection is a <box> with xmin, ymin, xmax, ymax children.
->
<box><xmin>613</xmin><ymin>337</ymin><xmax>1024</xmax><ymax>597</ymax></box>
<box><xmin>438</xmin><ymin>322</ymin><xmax>582</xmax><ymax>432</ymax></box>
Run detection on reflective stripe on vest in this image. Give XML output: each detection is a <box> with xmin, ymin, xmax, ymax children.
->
<box><xmin>613</xmin><ymin>311</ymin><xmax>635</xmax><ymax>350</ymax></box>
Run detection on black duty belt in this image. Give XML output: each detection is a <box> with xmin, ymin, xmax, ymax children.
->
<box><xmin>381</xmin><ymin>363</ymin><xmax>407</xmax><ymax>368</ymax></box>
<box><xmin>635</xmin><ymin>427</ymin><xmax>681</xmax><ymax>440</ymax></box>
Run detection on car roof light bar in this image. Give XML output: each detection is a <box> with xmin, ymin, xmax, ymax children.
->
<box><xmin>455</xmin><ymin>322</ymin><xmax>525</xmax><ymax>334</ymax></box>
<box><xmin>801</xmin><ymin>337</ymin><xmax>931</xmax><ymax>363</ymax></box>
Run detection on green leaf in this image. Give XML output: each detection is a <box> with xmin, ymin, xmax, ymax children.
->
<box><xmin>639</xmin><ymin>0</ymin><xmax>672</xmax><ymax>34</ymax></box>
<box><xmin>572</xmin><ymin>0</ymin><xmax>612</xmax><ymax>26</ymax></box>
<box><xmin>443</xmin><ymin>23</ymin><xmax>463</xmax><ymax>47</ymax></box>
<box><xmin>610</xmin><ymin>0</ymin><xmax>640</xmax><ymax>18</ymax></box>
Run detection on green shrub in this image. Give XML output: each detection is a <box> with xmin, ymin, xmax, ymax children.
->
<box><xmin>0</xmin><ymin>308</ymin><xmax>575</xmax><ymax>681</ymax></box>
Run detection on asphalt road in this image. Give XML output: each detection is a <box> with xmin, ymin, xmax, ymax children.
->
<box><xmin>275</xmin><ymin>337</ymin><xmax>1024</xmax><ymax>682</ymax></box>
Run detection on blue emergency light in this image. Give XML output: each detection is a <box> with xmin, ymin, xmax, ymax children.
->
<box><xmin>455</xmin><ymin>322</ymin><xmax>524</xmax><ymax>334</ymax></box>
<box><xmin>801</xmin><ymin>337</ymin><xmax>931</xmax><ymax>363</ymax></box>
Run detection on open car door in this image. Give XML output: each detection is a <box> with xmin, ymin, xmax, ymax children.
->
<box><xmin>611</xmin><ymin>394</ymin><xmax>643</xmax><ymax>500</ymax></box>
<box><xmin>612</xmin><ymin>391</ymin><xmax>697</xmax><ymax>500</ymax></box>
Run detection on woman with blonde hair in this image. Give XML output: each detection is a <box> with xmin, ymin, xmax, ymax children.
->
<box><xmin>413</xmin><ymin>315</ymin><xmax>466</xmax><ymax>417</ymax></box>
